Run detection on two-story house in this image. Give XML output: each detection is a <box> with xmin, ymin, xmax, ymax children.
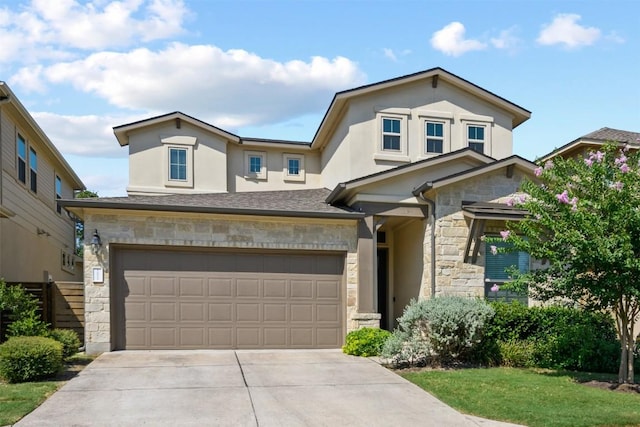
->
<box><xmin>62</xmin><ymin>68</ymin><xmax>537</xmax><ymax>354</ymax></box>
<box><xmin>0</xmin><ymin>82</ymin><xmax>85</xmax><ymax>288</ymax></box>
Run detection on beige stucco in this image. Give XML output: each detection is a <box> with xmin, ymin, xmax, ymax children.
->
<box><xmin>81</xmin><ymin>209</ymin><xmax>359</xmax><ymax>354</ymax></box>
<box><xmin>0</xmin><ymin>85</ymin><xmax>83</xmax><ymax>283</ymax></box>
<box><xmin>320</xmin><ymin>78</ymin><xmax>517</xmax><ymax>190</ymax></box>
<box><xmin>126</xmin><ymin>121</ymin><xmax>229</xmax><ymax>195</ymax></box>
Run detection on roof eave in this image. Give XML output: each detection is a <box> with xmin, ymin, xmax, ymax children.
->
<box><xmin>58</xmin><ymin>199</ymin><xmax>364</xmax><ymax>220</ymax></box>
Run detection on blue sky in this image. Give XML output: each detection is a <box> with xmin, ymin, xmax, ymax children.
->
<box><xmin>1</xmin><ymin>0</ymin><xmax>638</xmax><ymax>196</ymax></box>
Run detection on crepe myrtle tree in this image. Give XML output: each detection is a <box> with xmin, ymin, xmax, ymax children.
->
<box><xmin>488</xmin><ymin>143</ymin><xmax>640</xmax><ymax>384</ymax></box>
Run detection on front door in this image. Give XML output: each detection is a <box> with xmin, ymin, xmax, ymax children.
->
<box><xmin>377</xmin><ymin>248</ymin><xmax>389</xmax><ymax>330</ymax></box>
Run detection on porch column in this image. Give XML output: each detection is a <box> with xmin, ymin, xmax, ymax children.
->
<box><xmin>357</xmin><ymin>215</ymin><xmax>376</xmax><ymax>313</ymax></box>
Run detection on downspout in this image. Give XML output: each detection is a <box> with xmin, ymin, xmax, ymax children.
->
<box><xmin>417</xmin><ymin>192</ymin><xmax>437</xmax><ymax>299</ymax></box>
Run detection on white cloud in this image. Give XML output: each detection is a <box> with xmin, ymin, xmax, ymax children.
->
<box><xmin>430</xmin><ymin>22</ymin><xmax>487</xmax><ymax>57</ymax></box>
<box><xmin>383</xmin><ymin>48</ymin><xmax>397</xmax><ymax>61</ymax></box>
<box><xmin>490</xmin><ymin>27</ymin><xmax>521</xmax><ymax>51</ymax></box>
<box><xmin>537</xmin><ymin>14</ymin><xmax>601</xmax><ymax>48</ymax></box>
<box><xmin>32</xmin><ymin>112</ymin><xmax>135</xmax><ymax>157</ymax></box>
<box><xmin>0</xmin><ymin>0</ymin><xmax>188</xmax><ymax>64</ymax></box>
<box><xmin>19</xmin><ymin>43</ymin><xmax>366</xmax><ymax>128</ymax></box>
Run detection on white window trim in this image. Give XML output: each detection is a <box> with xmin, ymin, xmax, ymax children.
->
<box><xmin>161</xmin><ymin>136</ymin><xmax>196</xmax><ymax>188</ymax></box>
<box><xmin>375</xmin><ymin>110</ymin><xmax>409</xmax><ymax>161</ymax></box>
<box><xmin>419</xmin><ymin>115</ymin><xmax>453</xmax><ymax>158</ymax></box>
<box><xmin>244</xmin><ymin>150</ymin><xmax>267</xmax><ymax>180</ymax></box>
<box><xmin>283</xmin><ymin>153</ymin><xmax>305</xmax><ymax>182</ymax></box>
<box><xmin>55</xmin><ymin>174</ymin><xmax>63</xmax><ymax>215</ymax></box>
<box><xmin>461</xmin><ymin>116</ymin><xmax>493</xmax><ymax>156</ymax></box>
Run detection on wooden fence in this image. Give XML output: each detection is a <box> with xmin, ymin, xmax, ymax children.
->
<box><xmin>0</xmin><ymin>281</ymin><xmax>84</xmax><ymax>342</ymax></box>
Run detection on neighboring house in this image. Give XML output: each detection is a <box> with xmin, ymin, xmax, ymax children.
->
<box><xmin>0</xmin><ymin>82</ymin><xmax>85</xmax><ymax>286</ymax></box>
<box><xmin>61</xmin><ymin>67</ymin><xmax>537</xmax><ymax>354</ymax></box>
<box><xmin>540</xmin><ymin>127</ymin><xmax>640</xmax><ymax>161</ymax></box>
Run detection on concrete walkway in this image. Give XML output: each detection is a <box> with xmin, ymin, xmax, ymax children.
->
<box><xmin>16</xmin><ymin>350</ymin><xmax>523</xmax><ymax>426</ymax></box>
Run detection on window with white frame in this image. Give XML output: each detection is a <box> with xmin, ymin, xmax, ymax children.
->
<box><xmin>17</xmin><ymin>135</ymin><xmax>26</xmax><ymax>184</ymax></box>
<box><xmin>161</xmin><ymin>136</ymin><xmax>195</xmax><ymax>188</ymax></box>
<box><xmin>29</xmin><ymin>148</ymin><xmax>37</xmax><ymax>193</ymax></box>
<box><xmin>283</xmin><ymin>153</ymin><xmax>305</xmax><ymax>182</ymax></box>
<box><xmin>467</xmin><ymin>125</ymin><xmax>486</xmax><ymax>154</ymax></box>
<box><xmin>245</xmin><ymin>151</ymin><xmax>267</xmax><ymax>180</ymax></box>
<box><xmin>169</xmin><ymin>148</ymin><xmax>187</xmax><ymax>181</ymax></box>
<box><xmin>425</xmin><ymin>121</ymin><xmax>444</xmax><ymax>154</ymax></box>
<box><xmin>55</xmin><ymin>175</ymin><xmax>63</xmax><ymax>214</ymax></box>
<box><xmin>382</xmin><ymin>117</ymin><xmax>401</xmax><ymax>151</ymax></box>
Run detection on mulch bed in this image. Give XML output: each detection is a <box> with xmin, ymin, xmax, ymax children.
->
<box><xmin>580</xmin><ymin>380</ymin><xmax>640</xmax><ymax>394</ymax></box>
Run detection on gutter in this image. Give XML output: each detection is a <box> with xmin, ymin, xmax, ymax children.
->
<box><xmin>413</xmin><ymin>185</ymin><xmax>436</xmax><ymax>298</ymax></box>
<box><xmin>58</xmin><ymin>199</ymin><xmax>365</xmax><ymax>221</ymax></box>
<box><xmin>325</xmin><ymin>183</ymin><xmax>347</xmax><ymax>204</ymax></box>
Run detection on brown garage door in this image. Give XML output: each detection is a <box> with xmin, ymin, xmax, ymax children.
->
<box><xmin>112</xmin><ymin>247</ymin><xmax>345</xmax><ymax>350</ymax></box>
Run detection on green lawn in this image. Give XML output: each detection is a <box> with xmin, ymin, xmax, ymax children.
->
<box><xmin>0</xmin><ymin>380</ymin><xmax>60</xmax><ymax>425</ymax></box>
<box><xmin>0</xmin><ymin>353</ymin><xmax>94</xmax><ymax>425</ymax></box>
<box><xmin>401</xmin><ymin>368</ymin><xmax>640</xmax><ymax>427</ymax></box>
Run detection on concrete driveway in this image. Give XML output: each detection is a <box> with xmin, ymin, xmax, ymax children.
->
<box><xmin>16</xmin><ymin>350</ymin><xmax>519</xmax><ymax>426</ymax></box>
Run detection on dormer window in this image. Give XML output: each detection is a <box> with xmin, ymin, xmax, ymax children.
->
<box><xmin>382</xmin><ymin>118</ymin><xmax>401</xmax><ymax>151</ymax></box>
<box><xmin>245</xmin><ymin>151</ymin><xmax>267</xmax><ymax>180</ymax></box>
<box><xmin>161</xmin><ymin>135</ymin><xmax>196</xmax><ymax>188</ymax></box>
<box><xmin>169</xmin><ymin>148</ymin><xmax>187</xmax><ymax>181</ymax></box>
<box><xmin>283</xmin><ymin>153</ymin><xmax>305</xmax><ymax>182</ymax></box>
<box><xmin>467</xmin><ymin>125</ymin><xmax>485</xmax><ymax>153</ymax></box>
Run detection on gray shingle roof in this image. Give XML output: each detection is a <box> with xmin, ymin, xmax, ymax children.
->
<box><xmin>581</xmin><ymin>127</ymin><xmax>640</xmax><ymax>143</ymax></box>
<box><xmin>60</xmin><ymin>188</ymin><xmax>362</xmax><ymax>219</ymax></box>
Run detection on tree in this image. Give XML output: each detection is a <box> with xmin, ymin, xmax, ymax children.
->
<box><xmin>74</xmin><ymin>190</ymin><xmax>98</xmax><ymax>256</ymax></box>
<box><xmin>492</xmin><ymin>143</ymin><xmax>640</xmax><ymax>384</ymax></box>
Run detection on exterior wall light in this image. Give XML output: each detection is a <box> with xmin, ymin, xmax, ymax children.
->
<box><xmin>90</xmin><ymin>229</ymin><xmax>102</xmax><ymax>255</ymax></box>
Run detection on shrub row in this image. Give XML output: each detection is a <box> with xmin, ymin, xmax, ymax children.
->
<box><xmin>481</xmin><ymin>302</ymin><xmax>621</xmax><ymax>373</ymax></box>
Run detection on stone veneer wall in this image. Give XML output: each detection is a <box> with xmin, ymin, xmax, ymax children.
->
<box><xmin>83</xmin><ymin>210</ymin><xmax>358</xmax><ymax>354</ymax></box>
<box><xmin>432</xmin><ymin>169</ymin><xmax>527</xmax><ymax>297</ymax></box>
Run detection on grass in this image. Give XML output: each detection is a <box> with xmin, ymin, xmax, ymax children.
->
<box><xmin>401</xmin><ymin>367</ymin><xmax>640</xmax><ymax>427</ymax></box>
<box><xmin>0</xmin><ymin>353</ymin><xmax>94</xmax><ymax>425</ymax></box>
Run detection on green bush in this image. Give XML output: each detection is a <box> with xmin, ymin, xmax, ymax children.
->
<box><xmin>498</xmin><ymin>340</ymin><xmax>536</xmax><ymax>367</ymax></box>
<box><xmin>482</xmin><ymin>303</ymin><xmax>620</xmax><ymax>373</ymax></box>
<box><xmin>47</xmin><ymin>329</ymin><xmax>81</xmax><ymax>360</ymax></box>
<box><xmin>0</xmin><ymin>336</ymin><xmax>63</xmax><ymax>383</ymax></box>
<box><xmin>382</xmin><ymin>297</ymin><xmax>494</xmax><ymax>366</ymax></box>
<box><xmin>342</xmin><ymin>327</ymin><xmax>391</xmax><ymax>357</ymax></box>
<box><xmin>7</xmin><ymin>316</ymin><xmax>49</xmax><ymax>338</ymax></box>
<box><xmin>0</xmin><ymin>280</ymin><xmax>50</xmax><ymax>340</ymax></box>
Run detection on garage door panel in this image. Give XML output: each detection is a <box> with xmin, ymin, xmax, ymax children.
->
<box><xmin>236</xmin><ymin>303</ymin><xmax>260</xmax><ymax>322</ymax></box>
<box><xmin>236</xmin><ymin>279</ymin><xmax>261</xmax><ymax>297</ymax></box>
<box><xmin>208</xmin><ymin>278</ymin><xmax>233</xmax><ymax>297</ymax></box>
<box><xmin>264</xmin><ymin>279</ymin><xmax>286</xmax><ymax>298</ymax></box>
<box><xmin>180</xmin><ymin>303</ymin><xmax>205</xmax><ymax>321</ymax></box>
<box><xmin>317</xmin><ymin>280</ymin><xmax>340</xmax><ymax>299</ymax></box>
<box><xmin>264</xmin><ymin>328</ymin><xmax>286</xmax><ymax>346</ymax></box>
<box><xmin>149</xmin><ymin>277</ymin><xmax>178</xmax><ymax>297</ymax></box>
<box><xmin>209</xmin><ymin>328</ymin><xmax>233</xmax><ymax>347</ymax></box>
<box><xmin>290</xmin><ymin>304</ymin><xmax>313</xmax><ymax>322</ymax></box>
<box><xmin>150</xmin><ymin>302</ymin><xmax>177</xmax><ymax>321</ymax></box>
<box><xmin>209</xmin><ymin>303</ymin><xmax>233</xmax><ymax>321</ymax></box>
<box><xmin>115</xmin><ymin>249</ymin><xmax>345</xmax><ymax>350</ymax></box>
<box><xmin>264</xmin><ymin>304</ymin><xmax>287</xmax><ymax>322</ymax></box>
<box><xmin>237</xmin><ymin>328</ymin><xmax>260</xmax><ymax>347</ymax></box>
<box><xmin>290</xmin><ymin>280</ymin><xmax>313</xmax><ymax>298</ymax></box>
<box><xmin>179</xmin><ymin>278</ymin><xmax>206</xmax><ymax>296</ymax></box>
<box><xmin>290</xmin><ymin>328</ymin><xmax>313</xmax><ymax>346</ymax></box>
<box><xmin>180</xmin><ymin>328</ymin><xmax>205</xmax><ymax>346</ymax></box>
<box><xmin>317</xmin><ymin>304</ymin><xmax>340</xmax><ymax>322</ymax></box>
<box><xmin>150</xmin><ymin>328</ymin><xmax>176</xmax><ymax>347</ymax></box>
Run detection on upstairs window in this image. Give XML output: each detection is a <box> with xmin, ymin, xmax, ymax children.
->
<box><xmin>283</xmin><ymin>153</ymin><xmax>305</xmax><ymax>182</ymax></box>
<box><xmin>29</xmin><ymin>148</ymin><xmax>37</xmax><ymax>193</ymax></box>
<box><xmin>55</xmin><ymin>175</ymin><xmax>62</xmax><ymax>214</ymax></box>
<box><xmin>382</xmin><ymin>118</ymin><xmax>401</xmax><ymax>151</ymax></box>
<box><xmin>425</xmin><ymin>121</ymin><xmax>444</xmax><ymax>154</ymax></box>
<box><xmin>467</xmin><ymin>125</ymin><xmax>485</xmax><ymax>153</ymax></box>
<box><xmin>17</xmin><ymin>135</ymin><xmax>26</xmax><ymax>184</ymax></box>
<box><xmin>169</xmin><ymin>148</ymin><xmax>187</xmax><ymax>181</ymax></box>
<box><xmin>245</xmin><ymin>151</ymin><xmax>267</xmax><ymax>180</ymax></box>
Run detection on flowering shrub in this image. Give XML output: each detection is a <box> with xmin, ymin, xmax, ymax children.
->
<box><xmin>488</xmin><ymin>143</ymin><xmax>640</xmax><ymax>383</ymax></box>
